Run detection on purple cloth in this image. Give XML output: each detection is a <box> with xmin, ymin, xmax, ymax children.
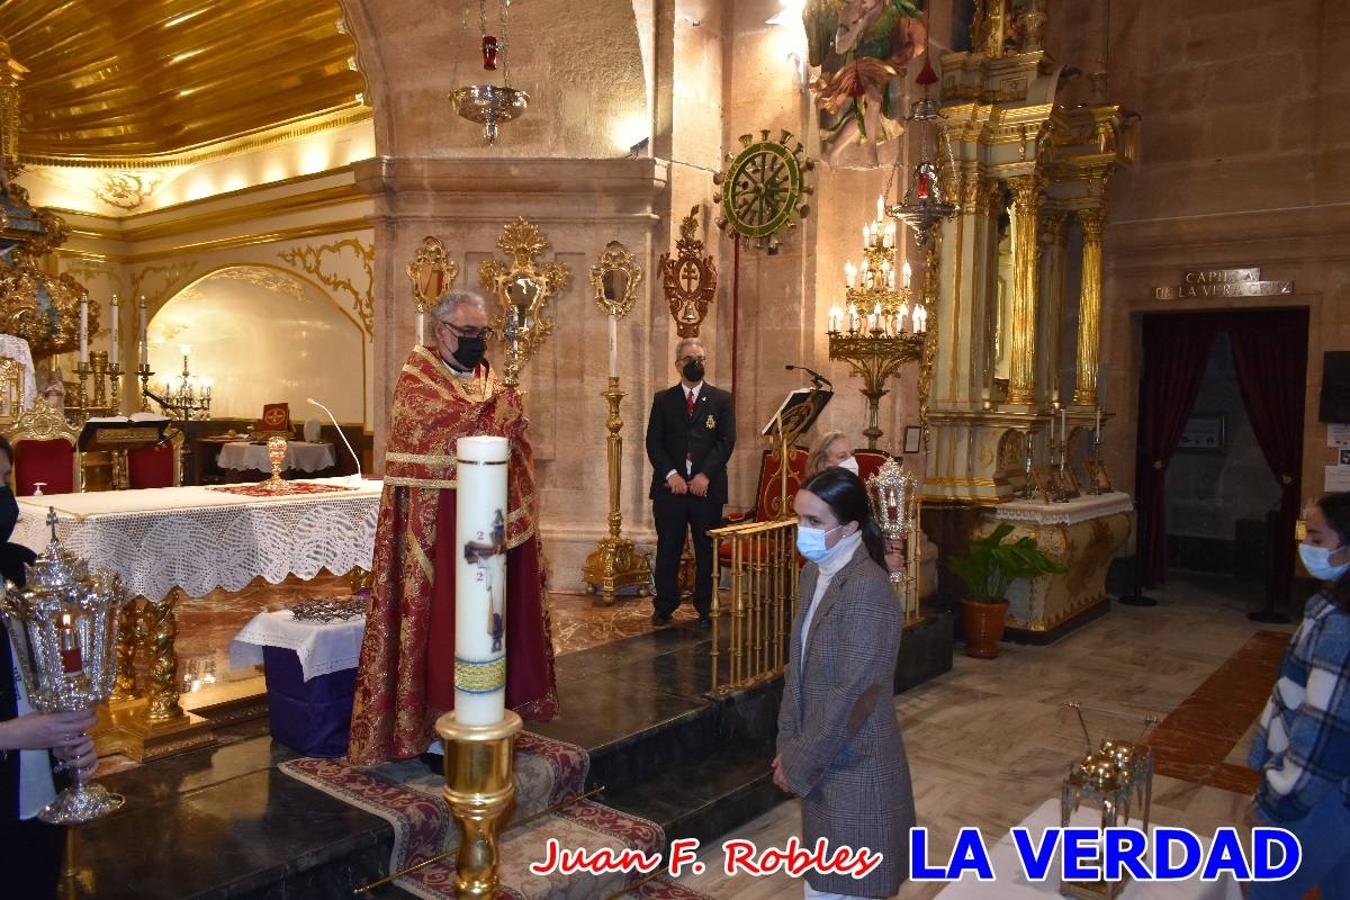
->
<box><xmin>263</xmin><ymin>646</ymin><xmax>356</xmax><ymax>758</ymax></box>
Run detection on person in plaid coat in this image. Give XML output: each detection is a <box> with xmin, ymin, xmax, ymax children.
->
<box><xmin>1248</xmin><ymin>491</ymin><xmax>1350</xmax><ymax>899</ymax></box>
<box><xmin>774</xmin><ymin>467</ymin><xmax>914</xmax><ymax>899</ymax></box>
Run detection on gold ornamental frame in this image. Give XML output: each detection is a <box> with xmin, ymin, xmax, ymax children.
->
<box><xmin>406</xmin><ymin>236</ymin><xmax>460</xmax><ymax>318</ymax></box>
<box><xmin>590</xmin><ymin>241</ymin><xmax>642</xmax><ymax>318</ymax></box>
<box><xmin>479</xmin><ymin>218</ymin><xmax>569</xmax><ymax>387</ymax></box>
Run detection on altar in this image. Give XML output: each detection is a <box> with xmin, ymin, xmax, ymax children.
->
<box><xmin>12</xmin><ymin>477</ymin><xmax>383</xmax><ymax>760</ymax></box>
<box><xmin>978</xmin><ymin>492</ymin><xmax>1134</xmax><ymax>642</ymax></box>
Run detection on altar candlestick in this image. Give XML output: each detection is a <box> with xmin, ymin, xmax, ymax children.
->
<box><xmin>607</xmin><ymin>315</ymin><xmax>618</xmax><ymax>378</ymax></box>
<box><xmin>1095</xmin><ymin>407</ymin><xmax>1102</xmax><ymax>441</ymax></box>
<box><xmin>109</xmin><ymin>294</ymin><xmax>120</xmax><ymax>367</ymax></box>
<box><xmin>138</xmin><ymin>297</ymin><xmax>149</xmax><ymax>367</ymax></box>
<box><xmin>455</xmin><ymin>435</ymin><xmax>510</xmax><ymax>726</ymax></box>
<box><xmin>78</xmin><ymin>294</ymin><xmax>89</xmax><ymax>363</ymax></box>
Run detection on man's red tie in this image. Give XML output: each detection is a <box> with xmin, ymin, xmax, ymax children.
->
<box><xmin>685</xmin><ymin>389</ymin><xmax>695</xmax><ymax>474</ymax></box>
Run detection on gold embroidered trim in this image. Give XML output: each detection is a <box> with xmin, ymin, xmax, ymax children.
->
<box><xmin>386</xmin><ymin>452</ymin><xmax>458</xmax><ymax>466</ymax></box>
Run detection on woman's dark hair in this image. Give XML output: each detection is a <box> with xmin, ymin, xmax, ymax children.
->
<box><xmin>1315</xmin><ymin>492</ymin><xmax>1350</xmax><ymax>611</ymax></box>
<box><xmin>801</xmin><ymin>467</ymin><xmax>886</xmax><ymax>568</ymax></box>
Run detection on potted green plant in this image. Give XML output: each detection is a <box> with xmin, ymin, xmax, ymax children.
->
<box><xmin>946</xmin><ymin>523</ymin><xmax>1065</xmax><ymax>658</ymax></box>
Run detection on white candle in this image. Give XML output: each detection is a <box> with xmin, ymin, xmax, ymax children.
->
<box><xmin>876</xmin><ymin>194</ymin><xmax>885</xmax><ymax>222</ymax></box>
<box><xmin>455</xmin><ymin>435</ymin><xmax>510</xmax><ymax>726</ymax></box>
<box><xmin>78</xmin><ymin>295</ymin><xmax>89</xmax><ymax>364</ymax></box>
<box><xmin>863</xmin><ymin>224</ymin><xmax>871</xmax><ymax>246</ymax></box>
<box><xmin>848</xmin><ymin>305</ymin><xmax>859</xmax><ymax>333</ymax></box>
<box><xmin>109</xmin><ymin>294</ymin><xmax>120</xmax><ymax>367</ymax></box>
<box><xmin>1061</xmin><ymin>409</ymin><xmax>1068</xmax><ymax>441</ymax></box>
<box><xmin>844</xmin><ymin>260</ymin><xmax>857</xmax><ymax>288</ymax></box>
<box><xmin>871</xmin><ymin>303</ymin><xmax>882</xmax><ymax>332</ymax></box>
<box><xmin>902</xmin><ymin>260</ymin><xmax>912</xmax><ymax>289</ymax></box>
<box><xmin>138</xmin><ymin>297</ymin><xmax>148</xmax><ymax>367</ymax></box>
<box><xmin>608</xmin><ymin>315</ymin><xmax>618</xmax><ymax>378</ymax></box>
<box><xmin>829</xmin><ymin>306</ymin><xmax>841</xmax><ymax>333</ymax></box>
<box><xmin>416</xmin><ymin>312</ymin><xmax>425</xmax><ymax>347</ymax></box>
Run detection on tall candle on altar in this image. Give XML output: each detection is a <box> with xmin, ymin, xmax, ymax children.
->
<box><xmin>78</xmin><ymin>294</ymin><xmax>89</xmax><ymax>364</ymax></box>
<box><xmin>455</xmin><ymin>435</ymin><xmax>510</xmax><ymax>725</ymax></box>
<box><xmin>138</xmin><ymin>296</ymin><xmax>148</xmax><ymax>367</ymax></box>
<box><xmin>109</xmin><ymin>294</ymin><xmax>120</xmax><ymax>367</ymax></box>
<box><xmin>416</xmin><ymin>311</ymin><xmax>425</xmax><ymax>347</ymax></box>
<box><xmin>608</xmin><ymin>315</ymin><xmax>618</xmax><ymax>378</ymax></box>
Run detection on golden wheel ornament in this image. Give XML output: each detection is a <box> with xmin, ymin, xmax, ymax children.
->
<box><xmin>713</xmin><ymin>129</ymin><xmax>813</xmax><ymax>249</ymax></box>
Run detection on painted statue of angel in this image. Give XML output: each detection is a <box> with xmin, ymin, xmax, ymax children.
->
<box><xmin>805</xmin><ymin>0</ymin><xmax>927</xmax><ymax>169</ymax></box>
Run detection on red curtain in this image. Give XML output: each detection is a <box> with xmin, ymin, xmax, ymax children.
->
<box><xmin>1229</xmin><ymin>309</ymin><xmax>1309</xmax><ymax>610</ymax></box>
<box><xmin>1136</xmin><ymin>315</ymin><xmax>1218</xmax><ymax>586</ymax></box>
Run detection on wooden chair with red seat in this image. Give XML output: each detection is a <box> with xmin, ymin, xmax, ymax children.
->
<box><xmin>718</xmin><ymin>445</ymin><xmax>810</xmax><ymax>566</ymax></box>
<box><xmin>9</xmin><ymin>401</ymin><xmax>81</xmax><ymax>496</ymax></box>
<box><xmin>854</xmin><ymin>447</ymin><xmax>891</xmax><ymax>483</ymax></box>
<box><xmin>126</xmin><ymin>431</ymin><xmax>184</xmax><ymax>489</ymax></box>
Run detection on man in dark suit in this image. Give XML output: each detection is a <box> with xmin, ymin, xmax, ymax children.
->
<box><xmin>645</xmin><ymin>337</ymin><xmax>735</xmax><ymax>628</ymax></box>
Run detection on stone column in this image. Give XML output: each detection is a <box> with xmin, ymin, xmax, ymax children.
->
<box><xmin>1006</xmin><ymin>173</ymin><xmax>1044</xmax><ymax>405</ymax></box>
<box><xmin>1073</xmin><ymin>206</ymin><xmax>1107</xmax><ymax>406</ymax></box>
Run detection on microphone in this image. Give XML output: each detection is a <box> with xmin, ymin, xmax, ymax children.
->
<box><xmin>307</xmin><ymin>398</ymin><xmax>364</xmax><ymax>486</ymax></box>
<box><xmin>785</xmin><ymin>364</ymin><xmax>832</xmax><ymax>389</ymax></box>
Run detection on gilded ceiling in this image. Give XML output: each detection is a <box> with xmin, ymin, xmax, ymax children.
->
<box><xmin>0</xmin><ymin>0</ymin><xmax>368</xmax><ymax>165</ymax></box>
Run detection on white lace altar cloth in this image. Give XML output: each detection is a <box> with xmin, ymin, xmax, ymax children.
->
<box><xmin>218</xmin><ymin>441</ymin><xmax>337</xmax><ymax>473</ymax></box>
<box><xmin>230</xmin><ymin>609</ymin><xmax>366</xmax><ymax>682</ymax></box>
<box><xmin>993</xmin><ymin>491</ymin><xmax>1134</xmax><ymax>527</ymax></box>
<box><xmin>12</xmin><ymin>477</ymin><xmax>382</xmax><ymax>601</ymax></box>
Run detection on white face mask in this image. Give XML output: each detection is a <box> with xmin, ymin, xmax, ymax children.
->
<box><xmin>1299</xmin><ymin>543</ymin><xmax>1350</xmax><ymax>582</ymax></box>
<box><xmin>837</xmin><ymin>456</ymin><xmax>859</xmax><ymax>476</ymax></box>
<box><xmin>796</xmin><ymin>523</ymin><xmax>842</xmax><ymax>562</ymax></box>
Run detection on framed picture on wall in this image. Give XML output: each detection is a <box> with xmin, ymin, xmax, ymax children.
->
<box><xmin>903</xmin><ymin>426</ymin><xmax>923</xmax><ymax>454</ymax></box>
<box><xmin>1177</xmin><ymin>413</ymin><xmax>1226</xmax><ymax>452</ymax></box>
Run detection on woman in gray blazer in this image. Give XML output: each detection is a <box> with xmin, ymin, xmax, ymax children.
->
<box><xmin>773</xmin><ymin>467</ymin><xmax>915</xmax><ymax>899</ymax></box>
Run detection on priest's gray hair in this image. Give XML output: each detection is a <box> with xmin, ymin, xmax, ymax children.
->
<box><xmin>675</xmin><ymin>336</ymin><xmax>704</xmax><ymax>360</ymax></box>
<box><xmin>434</xmin><ymin>291</ymin><xmax>488</xmax><ymax>323</ymax></box>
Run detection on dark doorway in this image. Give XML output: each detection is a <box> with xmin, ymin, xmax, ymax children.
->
<box><xmin>1134</xmin><ymin>308</ymin><xmax>1309</xmax><ymax>615</ymax></box>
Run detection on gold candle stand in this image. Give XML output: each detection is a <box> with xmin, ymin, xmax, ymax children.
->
<box><xmin>435</xmin><ymin>710</ymin><xmax>523</xmax><ymax>898</ymax></box>
<box><xmin>581</xmin><ymin>376</ymin><xmax>652</xmax><ymax>606</ymax></box>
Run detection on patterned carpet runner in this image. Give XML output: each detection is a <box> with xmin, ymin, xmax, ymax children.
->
<box><xmin>279</xmin><ymin>731</ymin><xmax>712</xmax><ymax>899</ymax></box>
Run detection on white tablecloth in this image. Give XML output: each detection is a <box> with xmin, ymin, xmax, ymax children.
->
<box><xmin>935</xmin><ymin>799</ymin><xmax>1240</xmax><ymax>899</ymax></box>
<box><xmin>218</xmin><ymin>441</ymin><xmax>337</xmax><ymax>473</ymax></box>
<box><xmin>12</xmin><ymin>477</ymin><xmax>383</xmax><ymax>601</ymax></box>
<box><xmin>230</xmin><ymin>609</ymin><xmax>366</xmax><ymax>682</ymax></box>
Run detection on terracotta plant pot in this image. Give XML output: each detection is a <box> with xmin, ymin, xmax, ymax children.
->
<box><xmin>961</xmin><ymin>599</ymin><xmax>1009</xmax><ymax>659</ymax></box>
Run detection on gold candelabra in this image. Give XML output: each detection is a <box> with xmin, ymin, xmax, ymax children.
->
<box><xmin>827</xmin><ymin>197</ymin><xmax>929</xmax><ymax>449</ymax></box>
<box><xmin>581</xmin><ymin>241</ymin><xmax>651</xmax><ymax>605</ymax></box>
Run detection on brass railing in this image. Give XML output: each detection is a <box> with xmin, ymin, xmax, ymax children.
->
<box><xmin>708</xmin><ymin>516</ymin><xmax>800</xmax><ymax>697</ymax></box>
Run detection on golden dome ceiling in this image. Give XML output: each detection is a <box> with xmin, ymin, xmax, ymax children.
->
<box><xmin>0</xmin><ymin>0</ymin><xmax>368</xmax><ymax>165</ymax></box>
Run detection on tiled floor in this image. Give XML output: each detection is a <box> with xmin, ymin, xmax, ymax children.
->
<box><xmin>673</xmin><ymin>575</ymin><xmax>1296</xmax><ymax>899</ymax></box>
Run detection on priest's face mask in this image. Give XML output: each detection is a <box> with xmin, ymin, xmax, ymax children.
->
<box><xmin>435</xmin><ymin>302</ymin><xmax>492</xmax><ymax>370</ymax></box>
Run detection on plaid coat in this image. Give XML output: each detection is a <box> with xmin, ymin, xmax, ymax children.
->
<box><xmin>777</xmin><ymin>545</ymin><xmax>915</xmax><ymax>897</ymax></box>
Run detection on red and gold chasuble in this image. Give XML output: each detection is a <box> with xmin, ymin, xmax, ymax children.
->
<box><xmin>347</xmin><ymin>346</ymin><xmax>557</xmax><ymax>765</ymax></box>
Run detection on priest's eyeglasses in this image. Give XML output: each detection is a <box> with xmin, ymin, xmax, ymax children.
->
<box><xmin>678</xmin><ymin>354</ymin><xmax>707</xmax><ymax>365</ymax></box>
<box><xmin>439</xmin><ymin>321</ymin><xmax>496</xmax><ymax>341</ymax></box>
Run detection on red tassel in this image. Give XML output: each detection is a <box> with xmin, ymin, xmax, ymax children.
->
<box><xmin>916</xmin><ymin>55</ymin><xmax>938</xmax><ymax>86</ymax></box>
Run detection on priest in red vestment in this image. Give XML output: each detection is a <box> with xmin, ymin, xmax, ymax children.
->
<box><xmin>347</xmin><ymin>291</ymin><xmax>557</xmax><ymax>765</ymax></box>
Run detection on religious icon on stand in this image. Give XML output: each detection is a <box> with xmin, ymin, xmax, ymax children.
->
<box><xmin>660</xmin><ymin>207</ymin><xmax>717</xmax><ymax>338</ymax></box>
<box><xmin>464</xmin><ymin>509</ymin><xmax>508</xmax><ymax>653</ymax></box>
<box><xmin>1084</xmin><ymin>459</ymin><xmax>1113</xmax><ymax>494</ymax></box>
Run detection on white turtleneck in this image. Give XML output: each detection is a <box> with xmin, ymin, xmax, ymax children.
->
<box><xmin>800</xmin><ymin>529</ymin><xmax>863</xmax><ymax>651</ymax></box>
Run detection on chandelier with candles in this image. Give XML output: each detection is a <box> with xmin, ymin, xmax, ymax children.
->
<box><xmin>826</xmin><ymin>195</ymin><xmax>928</xmax><ymax>450</ymax></box>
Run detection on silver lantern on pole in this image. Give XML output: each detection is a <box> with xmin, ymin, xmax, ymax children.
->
<box><xmin>0</xmin><ymin>509</ymin><xmax>127</xmax><ymax>824</ymax></box>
